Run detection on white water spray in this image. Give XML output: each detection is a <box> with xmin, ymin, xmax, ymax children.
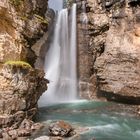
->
<box><xmin>80</xmin><ymin>1</ymin><xmax>88</xmax><ymax>24</ymax></box>
<box><xmin>38</xmin><ymin>4</ymin><xmax>77</xmax><ymax>106</ymax></box>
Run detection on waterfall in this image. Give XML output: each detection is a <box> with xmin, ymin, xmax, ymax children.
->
<box><xmin>38</xmin><ymin>4</ymin><xmax>77</xmax><ymax>106</ymax></box>
<box><xmin>80</xmin><ymin>1</ymin><xmax>88</xmax><ymax>24</ymax></box>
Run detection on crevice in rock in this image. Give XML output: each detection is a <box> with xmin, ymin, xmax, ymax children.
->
<box><xmin>98</xmin><ymin>91</ymin><xmax>140</xmax><ymax>105</ymax></box>
<box><xmin>128</xmin><ymin>0</ymin><xmax>140</xmax><ymax>7</ymax></box>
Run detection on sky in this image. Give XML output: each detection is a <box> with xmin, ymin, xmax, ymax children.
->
<box><xmin>48</xmin><ymin>0</ymin><xmax>63</xmax><ymax>11</ymax></box>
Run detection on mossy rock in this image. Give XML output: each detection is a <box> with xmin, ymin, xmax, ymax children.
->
<box><xmin>4</xmin><ymin>61</ymin><xmax>32</xmax><ymax>69</ymax></box>
<box><xmin>9</xmin><ymin>0</ymin><xmax>24</xmax><ymax>7</ymax></box>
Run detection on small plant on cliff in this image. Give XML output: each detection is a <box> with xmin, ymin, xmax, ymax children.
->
<box><xmin>34</xmin><ymin>14</ymin><xmax>49</xmax><ymax>25</ymax></box>
<box><xmin>9</xmin><ymin>0</ymin><xmax>24</xmax><ymax>7</ymax></box>
<box><xmin>4</xmin><ymin>61</ymin><xmax>32</xmax><ymax>69</ymax></box>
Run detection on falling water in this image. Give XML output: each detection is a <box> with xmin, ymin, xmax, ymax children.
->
<box><xmin>38</xmin><ymin>4</ymin><xmax>77</xmax><ymax>106</ymax></box>
<box><xmin>80</xmin><ymin>1</ymin><xmax>88</xmax><ymax>24</ymax></box>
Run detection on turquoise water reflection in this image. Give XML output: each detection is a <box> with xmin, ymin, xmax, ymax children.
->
<box><xmin>35</xmin><ymin>101</ymin><xmax>140</xmax><ymax>140</ymax></box>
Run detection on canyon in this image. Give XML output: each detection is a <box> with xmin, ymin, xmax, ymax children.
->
<box><xmin>0</xmin><ymin>0</ymin><xmax>140</xmax><ymax>139</ymax></box>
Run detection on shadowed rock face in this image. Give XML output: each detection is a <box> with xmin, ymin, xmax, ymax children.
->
<box><xmin>0</xmin><ymin>64</ymin><xmax>48</xmax><ymax>128</ymax></box>
<box><xmin>77</xmin><ymin>0</ymin><xmax>140</xmax><ymax>104</ymax></box>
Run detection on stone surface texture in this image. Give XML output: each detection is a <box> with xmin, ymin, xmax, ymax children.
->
<box><xmin>77</xmin><ymin>0</ymin><xmax>140</xmax><ymax>104</ymax></box>
<box><xmin>0</xmin><ymin>64</ymin><xmax>48</xmax><ymax>139</ymax></box>
<box><xmin>0</xmin><ymin>64</ymin><xmax>48</xmax><ymax>128</ymax></box>
<box><xmin>0</xmin><ymin>0</ymin><xmax>50</xmax><ymax>139</ymax></box>
<box><xmin>0</xmin><ymin>0</ymin><xmax>50</xmax><ymax>66</ymax></box>
<box><xmin>48</xmin><ymin>121</ymin><xmax>75</xmax><ymax>137</ymax></box>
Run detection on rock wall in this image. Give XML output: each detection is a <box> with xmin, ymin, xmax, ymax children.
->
<box><xmin>0</xmin><ymin>0</ymin><xmax>50</xmax><ymax>66</ymax></box>
<box><xmin>0</xmin><ymin>0</ymin><xmax>50</xmax><ymax>131</ymax></box>
<box><xmin>0</xmin><ymin>63</ymin><xmax>48</xmax><ymax>128</ymax></box>
<box><xmin>77</xmin><ymin>0</ymin><xmax>140</xmax><ymax>104</ymax></box>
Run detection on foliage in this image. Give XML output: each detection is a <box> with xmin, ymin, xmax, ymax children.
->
<box><xmin>9</xmin><ymin>0</ymin><xmax>24</xmax><ymax>7</ymax></box>
<box><xmin>64</xmin><ymin>0</ymin><xmax>74</xmax><ymax>8</ymax></box>
<box><xmin>4</xmin><ymin>61</ymin><xmax>32</xmax><ymax>68</ymax></box>
<box><xmin>34</xmin><ymin>14</ymin><xmax>49</xmax><ymax>25</ymax></box>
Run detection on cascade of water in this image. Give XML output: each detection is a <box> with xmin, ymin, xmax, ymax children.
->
<box><xmin>38</xmin><ymin>4</ymin><xmax>77</xmax><ymax>106</ymax></box>
<box><xmin>80</xmin><ymin>1</ymin><xmax>88</xmax><ymax>24</ymax></box>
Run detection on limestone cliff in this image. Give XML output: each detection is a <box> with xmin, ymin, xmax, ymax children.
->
<box><xmin>77</xmin><ymin>0</ymin><xmax>140</xmax><ymax>104</ymax></box>
<box><xmin>0</xmin><ymin>0</ymin><xmax>50</xmax><ymax>66</ymax></box>
<box><xmin>0</xmin><ymin>63</ymin><xmax>48</xmax><ymax>128</ymax></box>
<box><xmin>0</xmin><ymin>0</ymin><xmax>50</xmax><ymax>135</ymax></box>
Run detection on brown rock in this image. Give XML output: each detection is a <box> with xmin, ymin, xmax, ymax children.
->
<box><xmin>19</xmin><ymin>119</ymin><xmax>34</xmax><ymax>130</ymax></box>
<box><xmin>17</xmin><ymin>129</ymin><xmax>31</xmax><ymax>137</ymax></box>
<box><xmin>8</xmin><ymin>129</ymin><xmax>18</xmax><ymax>139</ymax></box>
<box><xmin>48</xmin><ymin>121</ymin><xmax>74</xmax><ymax>137</ymax></box>
<box><xmin>0</xmin><ymin>64</ymin><xmax>48</xmax><ymax>128</ymax></box>
<box><xmin>2</xmin><ymin>132</ymin><xmax>11</xmax><ymax>140</ymax></box>
<box><xmin>135</xmin><ymin>27</ymin><xmax>140</xmax><ymax>37</ymax></box>
<box><xmin>76</xmin><ymin>0</ymin><xmax>140</xmax><ymax>104</ymax></box>
<box><xmin>31</xmin><ymin>123</ymin><xmax>44</xmax><ymax>131</ymax></box>
<box><xmin>94</xmin><ymin>25</ymin><xmax>140</xmax><ymax>103</ymax></box>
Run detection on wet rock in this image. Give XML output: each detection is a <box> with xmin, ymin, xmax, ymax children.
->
<box><xmin>48</xmin><ymin>121</ymin><xmax>75</xmax><ymax>137</ymax></box>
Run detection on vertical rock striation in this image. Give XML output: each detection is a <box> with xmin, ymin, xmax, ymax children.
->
<box><xmin>0</xmin><ymin>0</ymin><xmax>50</xmax><ymax>133</ymax></box>
<box><xmin>77</xmin><ymin>0</ymin><xmax>140</xmax><ymax>104</ymax></box>
<box><xmin>0</xmin><ymin>0</ymin><xmax>50</xmax><ymax>66</ymax></box>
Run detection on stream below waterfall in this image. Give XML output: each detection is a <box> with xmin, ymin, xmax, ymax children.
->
<box><xmin>36</xmin><ymin>1</ymin><xmax>140</xmax><ymax>140</ymax></box>
<box><xmin>31</xmin><ymin>101</ymin><xmax>140</xmax><ymax>140</ymax></box>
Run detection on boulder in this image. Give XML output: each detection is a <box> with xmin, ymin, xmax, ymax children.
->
<box><xmin>48</xmin><ymin>121</ymin><xmax>75</xmax><ymax>137</ymax></box>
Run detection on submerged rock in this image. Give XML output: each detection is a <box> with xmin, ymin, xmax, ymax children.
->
<box><xmin>48</xmin><ymin>121</ymin><xmax>75</xmax><ymax>137</ymax></box>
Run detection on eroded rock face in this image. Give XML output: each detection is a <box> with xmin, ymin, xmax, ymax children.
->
<box><xmin>77</xmin><ymin>0</ymin><xmax>140</xmax><ymax>104</ymax></box>
<box><xmin>0</xmin><ymin>0</ymin><xmax>50</xmax><ymax>66</ymax></box>
<box><xmin>0</xmin><ymin>0</ymin><xmax>23</xmax><ymax>63</ymax></box>
<box><xmin>0</xmin><ymin>64</ymin><xmax>48</xmax><ymax>128</ymax></box>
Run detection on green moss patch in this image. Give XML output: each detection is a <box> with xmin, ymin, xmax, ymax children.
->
<box><xmin>4</xmin><ymin>61</ymin><xmax>32</xmax><ymax>68</ymax></box>
<box><xmin>9</xmin><ymin>0</ymin><xmax>24</xmax><ymax>7</ymax></box>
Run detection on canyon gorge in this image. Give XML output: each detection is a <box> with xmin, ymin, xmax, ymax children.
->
<box><xmin>0</xmin><ymin>0</ymin><xmax>140</xmax><ymax>139</ymax></box>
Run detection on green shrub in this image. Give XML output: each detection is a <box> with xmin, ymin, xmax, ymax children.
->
<box><xmin>4</xmin><ymin>61</ymin><xmax>32</xmax><ymax>68</ymax></box>
<box><xmin>34</xmin><ymin>14</ymin><xmax>49</xmax><ymax>25</ymax></box>
<box><xmin>9</xmin><ymin>0</ymin><xmax>24</xmax><ymax>7</ymax></box>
